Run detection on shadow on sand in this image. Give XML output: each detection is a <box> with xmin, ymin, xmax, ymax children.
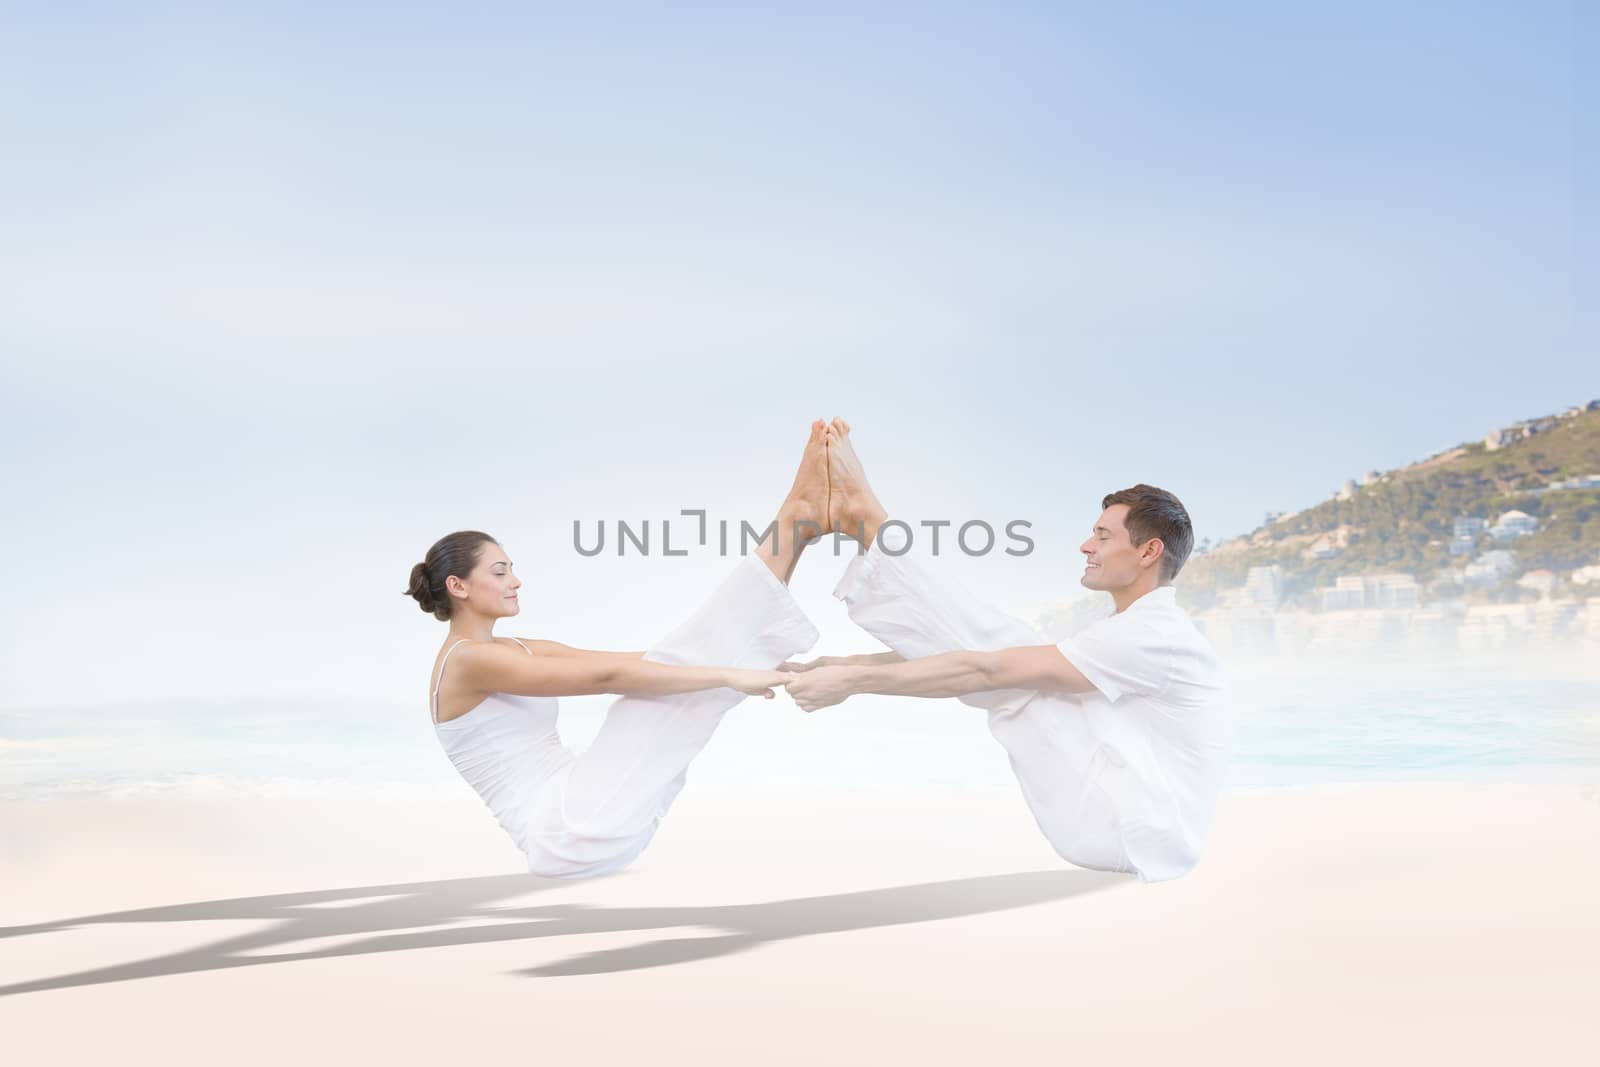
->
<box><xmin>0</xmin><ymin>868</ymin><xmax>1128</xmax><ymax>993</ymax></box>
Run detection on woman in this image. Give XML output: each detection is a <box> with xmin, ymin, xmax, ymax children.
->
<box><xmin>404</xmin><ymin>420</ymin><xmax>830</xmax><ymax>877</ymax></box>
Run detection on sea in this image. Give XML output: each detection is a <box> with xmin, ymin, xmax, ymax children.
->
<box><xmin>3</xmin><ymin>649</ymin><xmax>1595</xmax><ymax>802</ymax></box>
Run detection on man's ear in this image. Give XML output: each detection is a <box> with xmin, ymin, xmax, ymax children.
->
<box><xmin>1141</xmin><ymin>538</ymin><xmax>1166</xmax><ymax>571</ymax></box>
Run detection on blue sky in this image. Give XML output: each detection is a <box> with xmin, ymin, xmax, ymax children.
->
<box><xmin>0</xmin><ymin>3</ymin><xmax>1588</xmax><ymax>705</ymax></box>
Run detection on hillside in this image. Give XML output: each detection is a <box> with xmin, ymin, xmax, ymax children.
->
<box><xmin>1177</xmin><ymin>401</ymin><xmax>1600</xmax><ymax>611</ymax></box>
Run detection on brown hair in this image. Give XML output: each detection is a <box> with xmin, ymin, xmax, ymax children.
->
<box><xmin>1101</xmin><ymin>485</ymin><xmax>1194</xmax><ymax>584</ymax></box>
<box><xmin>404</xmin><ymin>531</ymin><xmax>498</xmax><ymax>621</ymax></box>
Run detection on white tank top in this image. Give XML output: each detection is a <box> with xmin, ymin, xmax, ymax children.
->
<box><xmin>431</xmin><ymin>638</ymin><xmax>570</xmax><ymax>853</ymax></box>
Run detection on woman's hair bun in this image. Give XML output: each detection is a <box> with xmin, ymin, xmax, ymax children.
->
<box><xmin>403</xmin><ymin>532</ymin><xmax>497</xmax><ymax>622</ymax></box>
<box><xmin>406</xmin><ymin>561</ymin><xmax>437</xmax><ymax>614</ymax></box>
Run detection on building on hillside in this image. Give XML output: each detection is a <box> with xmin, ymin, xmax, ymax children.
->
<box><xmin>1458</xmin><ymin>604</ymin><xmax>1534</xmax><ymax>651</ymax></box>
<box><xmin>1516</xmin><ymin>569</ymin><xmax>1557</xmax><ymax>598</ymax></box>
<box><xmin>1191</xmin><ymin>566</ymin><xmax>1295</xmax><ymax>656</ymax></box>
<box><xmin>1241</xmin><ymin>565</ymin><xmax>1284</xmax><ymax>609</ymax></box>
<box><xmin>1318</xmin><ymin>575</ymin><xmax>1366</xmax><ymax>612</ymax></box>
<box><xmin>1489</xmin><ymin>510</ymin><xmax>1538</xmax><ymax>543</ymax></box>
<box><xmin>1408</xmin><ymin>607</ymin><xmax>1465</xmax><ymax>652</ymax></box>
<box><xmin>1543</xmin><ymin>473</ymin><xmax>1600</xmax><ymax>492</ymax></box>
<box><xmin>1314</xmin><ymin>572</ymin><xmax>1419</xmax><ymax>611</ymax></box>
<box><xmin>1371</xmin><ymin>573</ymin><xmax>1420</xmax><ymax>609</ymax></box>
<box><xmin>1463</xmin><ymin>550</ymin><xmax>1517</xmax><ymax>588</ymax></box>
<box><xmin>1485</xmin><ymin>413</ymin><xmax>1565</xmax><ymax>451</ymax></box>
<box><xmin>1571</xmin><ymin>563</ymin><xmax>1600</xmax><ymax>586</ymax></box>
<box><xmin>1308</xmin><ymin>536</ymin><xmax>1342</xmax><ymax>560</ymax></box>
<box><xmin>1532</xmin><ymin>599</ymin><xmax>1580</xmax><ymax>638</ymax></box>
<box><xmin>1450</xmin><ymin>515</ymin><xmax>1486</xmax><ymax>558</ymax></box>
<box><xmin>1335</xmin><ymin>479</ymin><xmax>1357</xmax><ymax>502</ymax></box>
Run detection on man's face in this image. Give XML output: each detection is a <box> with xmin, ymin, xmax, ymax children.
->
<box><xmin>1078</xmin><ymin>504</ymin><xmax>1152</xmax><ymax>590</ymax></box>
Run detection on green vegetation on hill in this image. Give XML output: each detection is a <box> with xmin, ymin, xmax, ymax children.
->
<box><xmin>1178</xmin><ymin>405</ymin><xmax>1600</xmax><ymax>610</ymax></box>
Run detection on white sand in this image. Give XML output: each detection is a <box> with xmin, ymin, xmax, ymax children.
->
<box><xmin>2</xmin><ymin>782</ymin><xmax>1596</xmax><ymax>1065</ymax></box>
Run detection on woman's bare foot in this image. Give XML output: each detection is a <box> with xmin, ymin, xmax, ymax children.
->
<box><xmin>780</xmin><ymin>419</ymin><xmax>829</xmax><ymax>543</ymax></box>
<box><xmin>758</xmin><ymin>419</ymin><xmax>829</xmax><ymax>584</ymax></box>
<box><xmin>825</xmin><ymin>417</ymin><xmax>888</xmax><ymax>548</ymax></box>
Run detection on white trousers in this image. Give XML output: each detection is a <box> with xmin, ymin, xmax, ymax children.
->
<box><xmin>521</xmin><ymin>556</ymin><xmax>820</xmax><ymax>878</ymax></box>
<box><xmin>834</xmin><ymin>543</ymin><xmax>1138</xmax><ymax>876</ymax></box>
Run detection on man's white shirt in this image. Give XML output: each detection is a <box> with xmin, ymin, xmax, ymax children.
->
<box><xmin>1052</xmin><ymin>586</ymin><xmax>1233</xmax><ymax>881</ymax></box>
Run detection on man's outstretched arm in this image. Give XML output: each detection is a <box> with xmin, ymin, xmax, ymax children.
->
<box><xmin>786</xmin><ymin>645</ymin><xmax>1095</xmax><ymax>712</ymax></box>
<box><xmin>777</xmin><ymin>651</ymin><xmax>905</xmax><ymax>673</ymax></box>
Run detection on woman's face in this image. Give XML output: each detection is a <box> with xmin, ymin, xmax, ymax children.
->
<box><xmin>452</xmin><ymin>543</ymin><xmax>522</xmax><ymax>617</ymax></box>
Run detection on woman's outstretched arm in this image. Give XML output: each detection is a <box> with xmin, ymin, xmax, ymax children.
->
<box><xmin>518</xmin><ymin>639</ymin><xmax>646</xmax><ymax>662</ymax></box>
<box><xmin>455</xmin><ymin>641</ymin><xmax>786</xmax><ymax>700</ymax></box>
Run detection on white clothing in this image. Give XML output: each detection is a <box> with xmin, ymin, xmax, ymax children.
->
<box><xmin>432</xmin><ymin>637</ymin><xmax>569</xmax><ymax>856</ymax></box>
<box><xmin>432</xmin><ymin>556</ymin><xmax>819</xmax><ymax>878</ymax></box>
<box><xmin>834</xmin><ymin>542</ymin><xmax>1232</xmax><ymax>883</ymax></box>
<box><xmin>1053</xmin><ymin>586</ymin><xmax>1233</xmax><ymax>881</ymax></box>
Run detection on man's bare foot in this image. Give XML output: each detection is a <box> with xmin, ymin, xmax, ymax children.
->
<box><xmin>825</xmin><ymin>416</ymin><xmax>888</xmax><ymax>547</ymax></box>
<box><xmin>779</xmin><ymin>418</ymin><xmax>829</xmax><ymax>546</ymax></box>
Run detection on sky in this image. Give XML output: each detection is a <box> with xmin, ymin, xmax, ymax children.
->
<box><xmin>0</xmin><ymin>2</ymin><xmax>1589</xmax><ymax>707</ymax></box>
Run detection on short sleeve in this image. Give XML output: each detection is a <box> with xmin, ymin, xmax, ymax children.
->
<box><xmin>1054</xmin><ymin>615</ymin><xmax>1172</xmax><ymax>703</ymax></box>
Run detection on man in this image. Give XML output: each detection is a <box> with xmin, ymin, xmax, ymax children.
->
<box><xmin>783</xmin><ymin>419</ymin><xmax>1232</xmax><ymax>883</ymax></box>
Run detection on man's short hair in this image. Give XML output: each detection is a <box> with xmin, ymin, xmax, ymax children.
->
<box><xmin>1102</xmin><ymin>484</ymin><xmax>1194</xmax><ymax>584</ymax></box>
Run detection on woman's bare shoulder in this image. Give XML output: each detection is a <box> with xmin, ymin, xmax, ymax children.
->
<box><xmin>433</xmin><ymin>638</ymin><xmax>527</xmax><ymax>682</ymax></box>
<box><xmin>513</xmin><ymin>638</ymin><xmax>573</xmax><ymax>655</ymax></box>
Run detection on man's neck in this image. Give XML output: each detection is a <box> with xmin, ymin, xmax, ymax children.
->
<box><xmin>1111</xmin><ymin>578</ymin><xmax>1167</xmax><ymax>614</ymax></box>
